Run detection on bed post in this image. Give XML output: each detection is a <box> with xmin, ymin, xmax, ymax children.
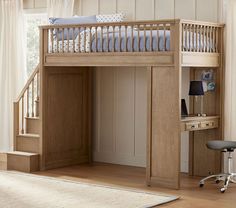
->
<box><xmin>147</xmin><ymin>20</ymin><xmax>182</xmax><ymax>189</ymax></box>
<box><xmin>39</xmin><ymin>27</ymin><xmax>48</xmax><ymax>170</ymax></box>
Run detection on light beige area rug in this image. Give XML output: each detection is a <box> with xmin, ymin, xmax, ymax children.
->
<box><xmin>0</xmin><ymin>171</ymin><xmax>178</xmax><ymax>208</ymax></box>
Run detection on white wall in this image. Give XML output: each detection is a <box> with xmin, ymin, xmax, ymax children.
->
<box><xmin>23</xmin><ymin>0</ymin><xmax>221</xmax><ymax>171</ymax></box>
<box><xmin>23</xmin><ymin>0</ymin><xmax>46</xmax><ymax>9</ymax></box>
<box><xmin>94</xmin><ymin>67</ymin><xmax>147</xmax><ymax>167</ymax></box>
<box><xmin>75</xmin><ymin>0</ymin><xmax>220</xmax><ymax>22</ymax></box>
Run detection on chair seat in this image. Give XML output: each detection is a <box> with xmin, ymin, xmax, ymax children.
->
<box><xmin>207</xmin><ymin>140</ymin><xmax>236</xmax><ymax>151</ymax></box>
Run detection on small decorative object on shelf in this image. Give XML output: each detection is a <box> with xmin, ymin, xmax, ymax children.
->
<box><xmin>201</xmin><ymin>69</ymin><xmax>214</xmax><ymax>81</ymax></box>
<box><xmin>189</xmin><ymin>81</ymin><xmax>205</xmax><ymax>117</ymax></box>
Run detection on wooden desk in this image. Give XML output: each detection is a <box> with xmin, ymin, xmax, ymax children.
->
<box><xmin>181</xmin><ymin>116</ymin><xmax>219</xmax><ymax>132</ymax></box>
<box><xmin>181</xmin><ymin>115</ymin><xmax>221</xmax><ymax>178</ymax></box>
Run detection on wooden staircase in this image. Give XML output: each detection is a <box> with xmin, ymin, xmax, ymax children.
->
<box><xmin>6</xmin><ymin>65</ymin><xmax>40</xmax><ymax>172</ymax></box>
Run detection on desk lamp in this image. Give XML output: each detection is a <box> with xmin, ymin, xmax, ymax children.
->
<box><xmin>189</xmin><ymin>81</ymin><xmax>205</xmax><ymax>116</ymax></box>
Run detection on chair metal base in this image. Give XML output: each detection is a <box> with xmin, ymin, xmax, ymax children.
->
<box><xmin>199</xmin><ymin>173</ymin><xmax>236</xmax><ymax>193</ymax></box>
<box><xmin>199</xmin><ymin>149</ymin><xmax>236</xmax><ymax>193</ymax></box>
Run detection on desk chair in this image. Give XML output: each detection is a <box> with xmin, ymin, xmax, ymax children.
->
<box><xmin>199</xmin><ymin>140</ymin><xmax>236</xmax><ymax>193</ymax></box>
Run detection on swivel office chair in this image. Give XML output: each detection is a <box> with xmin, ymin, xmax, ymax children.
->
<box><xmin>199</xmin><ymin>140</ymin><xmax>236</xmax><ymax>193</ymax></box>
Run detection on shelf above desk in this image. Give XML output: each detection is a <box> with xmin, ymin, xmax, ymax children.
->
<box><xmin>181</xmin><ymin>116</ymin><xmax>220</xmax><ymax>132</ymax></box>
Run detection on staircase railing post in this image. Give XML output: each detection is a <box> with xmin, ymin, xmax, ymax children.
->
<box><xmin>13</xmin><ymin>102</ymin><xmax>19</xmax><ymax>151</ymax></box>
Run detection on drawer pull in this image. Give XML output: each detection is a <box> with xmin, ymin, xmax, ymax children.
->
<box><xmin>185</xmin><ymin>122</ymin><xmax>199</xmax><ymax>130</ymax></box>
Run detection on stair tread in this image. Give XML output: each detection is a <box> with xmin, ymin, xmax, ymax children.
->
<box><xmin>17</xmin><ymin>133</ymin><xmax>40</xmax><ymax>138</ymax></box>
<box><xmin>7</xmin><ymin>151</ymin><xmax>39</xmax><ymax>156</ymax></box>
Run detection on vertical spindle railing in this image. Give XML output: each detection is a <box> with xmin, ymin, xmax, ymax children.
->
<box><xmin>50</xmin><ymin>29</ymin><xmax>54</xmax><ymax>53</ymax></box>
<box><xmin>46</xmin><ymin>20</ymin><xmax>176</xmax><ymax>54</ymax></box>
<box><xmin>131</xmin><ymin>25</ymin><xmax>134</xmax><ymax>52</ymax></box>
<box><xmin>156</xmin><ymin>26</ymin><xmax>159</xmax><ymax>51</ymax></box>
<box><xmin>56</xmin><ymin>28</ymin><xmax>59</xmax><ymax>53</ymax></box>
<box><xmin>14</xmin><ymin>65</ymin><xmax>40</xmax><ymax>141</ymax></box>
<box><xmin>119</xmin><ymin>25</ymin><xmax>121</xmax><ymax>52</ymax></box>
<box><xmin>107</xmin><ymin>27</ymin><xmax>109</xmax><ymax>52</ymax></box>
<box><xmin>137</xmin><ymin>25</ymin><xmax>140</xmax><ymax>52</ymax></box>
<box><xmin>144</xmin><ymin>25</ymin><xmax>147</xmax><ymax>52</ymax></box>
<box><xmin>125</xmin><ymin>26</ymin><xmax>128</xmax><ymax>52</ymax></box>
<box><xmin>95</xmin><ymin>26</ymin><xmax>98</xmax><ymax>52</ymax></box>
<box><xmin>72</xmin><ymin>27</ymin><xmax>75</xmax><ymax>53</ymax></box>
<box><xmin>31</xmin><ymin>78</ymin><xmax>35</xmax><ymax>117</ymax></box>
<box><xmin>21</xmin><ymin>95</ymin><xmax>24</xmax><ymax>134</ymax></box>
<box><xmin>112</xmin><ymin>26</ymin><xmax>115</xmax><ymax>52</ymax></box>
<box><xmin>27</xmin><ymin>87</ymin><xmax>29</xmax><ymax>117</ymax></box>
<box><xmin>181</xmin><ymin>22</ymin><xmax>221</xmax><ymax>53</ymax></box>
<box><xmin>163</xmin><ymin>24</ymin><xmax>166</xmax><ymax>51</ymax></box>
<box><xmin>150</xmin><ymin>24</ymin><xmax>153</xmax><ymax>52</ymax></box>
<box><xmin>44</xmin><ymin>20</ymin><xmax>223</xmax><ymax>55</ymax></box>
<box><xmin>61</xmin><ymin>28</ymin><xmax>64</xmax><ymax>53</ymax></box>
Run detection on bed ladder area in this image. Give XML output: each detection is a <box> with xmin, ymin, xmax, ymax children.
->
<box><xmin>6</xmin><ymin>65</ymin><xmax>40</xmax><ymax>172</ymax></box>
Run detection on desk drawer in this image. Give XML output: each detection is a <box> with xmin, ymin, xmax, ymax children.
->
<box><xmin>181</xmin><ymin>116</ymin><xmax>220</xmax><ymax>132</ymax></box>
<box><xmin>185</xmin><ymin>122</ymin><xmax>200</xmax><ymax>131</ymax></box>
<box><xmin>200</xmin><ymin>120</ymin><xmax>218</xmax><ymax>129</ymax></box>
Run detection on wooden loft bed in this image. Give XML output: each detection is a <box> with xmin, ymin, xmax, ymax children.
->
<box><xmin>40</xmin><ymin>19</ymin><xmax>224</xmax><ymax>67</ymax></box>
<box><xmin>10</xmin><ymin>19</ymin><xmax>224</xmax><ymax>190</ymax></box>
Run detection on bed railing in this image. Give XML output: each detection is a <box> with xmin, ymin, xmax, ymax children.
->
<box><xmin>40</xmin><ymin>20</ymin><xmax>176</xmax><ymax>54</ymax></box>
<box><xmin>181</xmin><ymin>20</ymin><xmax>223</xmax><ymax>53</ymax></box>
<box><xmin>40</xmin><ymin>19</ymin><xmax>224</xmax><ymax>55</ymax></box>
<box><xmin>14</xmin><ymin>65</ymin><xmax>40</xmax><ymax>139</ymax></box>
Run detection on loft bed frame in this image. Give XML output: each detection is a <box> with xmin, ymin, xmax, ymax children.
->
<box><xmin>13</xmin><ymin>19</ymin><xmax>224</xmax><ymax>189</ymax></box>
<box><xmin>40</xmin><ymin>19</ymin><xmax>223</xmax><ymax>67</ymax></box>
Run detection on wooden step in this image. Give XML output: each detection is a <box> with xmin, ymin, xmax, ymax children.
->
<box><xmin>16</xmin><ymin>134</ymin><xmax>40</xmax><ymax>153</ymax></box>
<box><xmin>7</xmin><ymin>151</ymin><xmax>39</xmax><ymax>173</ymax></box>
<box><xmin>26</xmin><ymin>117</ymin><xmax>40</xmax><ymax>134</ymax></box>
<box><xmin>0</xmin><ymin>152</ymin><xmax>7</xmax><ymax>170</ymax></box>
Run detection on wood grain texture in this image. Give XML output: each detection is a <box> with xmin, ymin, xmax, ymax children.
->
<box><xmin>26</xmin><ymin>117</ymin><xmax>40</xmax><ymax>134</ymax></box>
<box><xmin>188</xmin><ymin>67</ymin><xmax>223</xmax><ymax>176</ymax></box>
<box><xmin>45</xmin><ymin>52</ymin><xmax>175</xmax><ymax>67</ymax></box>
<box><xmin>37</xmin><ymin>163</ymin><xmax>236</xmax><ymax>208</ymax></box>
<box><xmin>44</xmin><ymin>67</ymin><xmax>91</xmax><ymax>169</ymax></box>
<box><xmin>150</xmin><ymin>66</ymin><xmax>180</xmax><ymax>189</ymax></box>
<box><xmin>0</xmin><ymin>153</ymin><xmax>7</xmax><ymax>170</ymax></box>
<box><xmin>182</xmin><ymin>52</ymin><xmax>220</xmax><ymax>67</ymax></box>
<box><xmin>16</xmin><ymin>134</ymin><xmax>40</xmax><ymax>153</ymax></box>
<box><xmin>7</xmin><ymin>151</ymin><xmax>39</xmax><ymax>173</ymax></box>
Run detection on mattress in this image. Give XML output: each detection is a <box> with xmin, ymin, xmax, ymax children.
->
<box><xmin>49</xmin><ymin>27</ymin><xmax>213</xmax><ymax>53</ymax></box>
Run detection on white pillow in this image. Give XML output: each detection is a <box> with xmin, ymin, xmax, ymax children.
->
<box><xmin>96</xmin><ymin>12</ymin><xmax>125</xmax><ymax>23</ymax></box>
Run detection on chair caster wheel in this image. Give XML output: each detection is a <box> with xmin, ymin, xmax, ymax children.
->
<box><xmin>220</xmin><ymin>188</ymin><xmax>226</xmax><ymax>193</ymax></box>
<box><xmin>215</xmin><ymin>179</ymin><xmax>220</xmax><ymax>184</ymax></box>
<box><xmin>199</xmin><ymin>183</ymin><xmax>204</xmax><ymax>187</ymax></box>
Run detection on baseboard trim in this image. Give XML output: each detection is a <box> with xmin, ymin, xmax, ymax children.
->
<box><xmin>93</xmin><ymin>151</ymin><xmax>146</xmax><ymax>167</ymax></box>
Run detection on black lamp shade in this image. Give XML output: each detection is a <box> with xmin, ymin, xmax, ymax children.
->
<box><xmin>189</xmin><ymin>81</ymin><xmax>204</xmax><ymax>96</ymax></box>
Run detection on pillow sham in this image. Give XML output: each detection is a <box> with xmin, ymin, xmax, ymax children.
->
<box><xmin>49</xmin><ymin>15</ymin><xmax>97</xmax><ymax>40</ymax></box>
<box><xmin>96</xmin><ymin>12</ymin><xmax>125</xmax><ymax>23</ymax></box>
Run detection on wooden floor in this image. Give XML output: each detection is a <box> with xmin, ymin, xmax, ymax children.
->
<box><xmin>36</xmin><ymin>163</ymin><xmax>236</xmax><ymax>208</ymax></box>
